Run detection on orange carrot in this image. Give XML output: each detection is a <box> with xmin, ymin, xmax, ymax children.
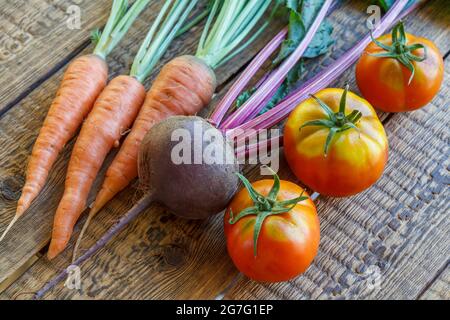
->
<box><xmin>47</xmin><ymin>75</ymin><xmax>145</xmax><ymax>259</ymax></box>
<box><xmin>0</xmin><ymin>55</ymin><xmax>108</xmax><ymax>242</ymax></box>
<box><xmin>90</xmin><ymin>55</ymin><xmax>216</xmax><ymax>217</ymax></box>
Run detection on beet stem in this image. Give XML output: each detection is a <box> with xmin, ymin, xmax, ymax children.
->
<box><xmin>33</xmin><ymin>194</ymin><xmax>154</xmax><ymax>300</ymax></box>
<box><xmin>232</xmin><ymin>0</ymin><xmax>417</xmax><ymax>132</ymax></box>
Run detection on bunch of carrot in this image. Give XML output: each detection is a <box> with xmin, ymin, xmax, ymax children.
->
<box><xmin>0</xmin><ymin>0</ymin><xmax>150</xmax><ymax>242</ymax></box>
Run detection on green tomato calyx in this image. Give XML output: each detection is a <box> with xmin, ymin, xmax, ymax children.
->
<box><xmin>370</xmin><ymin>21</ymin><xmax>427</xmax><ymax>84</ymax></box>
<box><xmin>300</xmin><ymin>84</ymin><xmax>362</xmax><ymax>156</ymax></box>
<box><xmin>228</xmin><ymin>167</ymin><xmax>308</xmax><ymax>257</ymax></box>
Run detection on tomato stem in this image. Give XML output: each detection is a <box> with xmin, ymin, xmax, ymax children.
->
<box><xmin>369</xmin><ymin>21</ymin><xmax>427</xmax><ymax>84</ymax></box>
<box><xmin>228</xmin><ymin>167</ymin><xmax>308</xmax><ymax>257</ymax></box>
<box><xmin>300</xmin><ymin>84</ymin><xmax>362</xmax><ymax>156</ymax></box>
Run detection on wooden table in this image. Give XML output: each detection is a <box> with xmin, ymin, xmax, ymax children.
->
<box><xmin>0</xmin><ymin>0</ymin><xmax>448</xmax><ymax>300</ymax></box>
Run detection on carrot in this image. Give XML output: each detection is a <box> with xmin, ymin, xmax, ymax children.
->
<box><xmin>0</xmin><ymin>55</ymin><xmax>108</xmax><ymax>242</ymax></box>
<box><xmin>19</xmin><ymin>55</ymin><xmax>107</xmax><ymax>218</ymax></box>
<box><xmin>47</xmin><ymin>75</ymin><xmax>146</xmax><ymax>259</ymax></box>
<box><xmin>0</xmin><ymin>0</ymin><xmax>149</xmax><ymax>242</ymax></box>
<box><xmin>91</xmin><ymin>55</ymin><xmax>216</xmax><ymax>216</ymax></box>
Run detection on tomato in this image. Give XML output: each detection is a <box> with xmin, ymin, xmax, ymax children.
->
<box><xmin>224</xmin><ymin>170</ymin><xmax>320</xmax><ymax>282</ymax></box>
<box><xmin>283</xmin><ymin>86</ymin><xmax>388</xmax><ymax>197</ymax></box>
<box><xmin>356</xmin><ymin>22</ymin><xmax>444</xmax><ymax>112</ymax></box>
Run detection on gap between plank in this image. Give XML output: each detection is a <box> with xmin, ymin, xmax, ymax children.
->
<box><xmin>415</xmin><ymin>259</ymin><xmax>449</xmax><ymax>300</ymax></box>
<box><xmin>0</xmin><ymin>38</ymin><xmax>92</xmax><ymax>119</ymax></box>
<box><xmin>444</xmin><ymin>49</ymin><xmax>450</xmax><ymax>60</ymax></box>
<box><xmin>0</xmin><ymin>255</ymin><xmax>40</xmax><ymax>295</ymax></box>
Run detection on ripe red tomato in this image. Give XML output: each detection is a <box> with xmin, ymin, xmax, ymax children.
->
<box><xmin>284</xmin><ymin>86</ymin><xmax>388</xmax><ymax>197</ymax></box>
<box><xmin>356</xmin><ymin>22</ymin><xmax>444</xmax><ymax>112</ymax></box>
<box><xmin>224</xmin><ymin>171</ymin><xmax>320</xmax><ymax>282</ymax></box>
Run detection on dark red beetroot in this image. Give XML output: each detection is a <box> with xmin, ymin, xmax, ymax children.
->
<box><xmin>139</xmin><ymin>115</ymin><xmax>240</xmax><ymax>219</ymax></box>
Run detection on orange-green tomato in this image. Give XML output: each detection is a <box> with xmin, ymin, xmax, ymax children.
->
<box><xmin>224</xmin><ymin>179</ymin><xmax>320</xmax><ymax>282</ymax></box>
<box><xmin>356</xmin><ymin>32</ymin><xmax>444</xmax><ymax>112</ymax></box>
<box><xmin>283</xmin><ymin>88</ymin><xmax>388</xmax><ymax>197</ymax></box>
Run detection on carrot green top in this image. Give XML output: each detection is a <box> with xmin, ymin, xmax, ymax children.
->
<box><xmin>130</xmin><ymin>0</ymin><xmax>201</xmax><ymax>83</ymax></box>
<box><xmin>93</xmin><ymin>0</ymin><xmax>151</xmax><ymax>60</ymax></box>
<box><xmin>195</xmin><ymin>0</ymin><xmax>276</xmax><ymax>70</ymax></box>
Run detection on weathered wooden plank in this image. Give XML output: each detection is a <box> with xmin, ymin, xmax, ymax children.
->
<box><xmin>224</xmin><ymin>62</ymin><xmax>450</xmax><ymax>300</ymax></box>
<box><xmin>0</xmin><ymin>2</ymin><xmax>285</xmax><ymax>295</ymax></box>
<box><xmin>1</xmin><ymin>0</ymin><xmax>448</xmax><ymax>300</ymax></box>
<box><xmin>0</xmin><ymin>0</ymin><xmax>113</xmax><ymax>115</ymax></box>
<box><xmin>418</xmin><ymin>265</ymin><xmax>450</xmax><ymax>300</ymax></box>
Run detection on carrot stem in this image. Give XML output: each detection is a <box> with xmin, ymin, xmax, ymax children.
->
<box><xmin>94</xmin><ymin>0</ymin><xmax>150</xmax><ymax>59</ymax></box>
<box><xmin>131</xmin><ymin>0</ymin><xmax>173</xmax><ymax>79</ymax></box>
<box><xmin>131</xmin><ymin>0</ymin><xmax>200</xmax><ymax>83</ymax></box>
<box><xmin>175</xmin><ymin>5</ymin><xmax>210</xmax><ymax>37</ymax></box>
<box><xmin>213</xmin><ymin>0</ymin><xmax>271</xmax><ymax>67</ymax></box>
<box><xmin>196</xmin><ymin>0</ymin><xmax>221</xmax><ymax>57</ymax></box>
<box><xmin>152</xmin><ymin>0</ymin><xmax>198</xmax><ymax>66</ymax></box>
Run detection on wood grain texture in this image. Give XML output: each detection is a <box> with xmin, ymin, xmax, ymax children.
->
<box><xmin>0</xmin><ymin>0</ymin><xmax>284</xmax><ymax>295</ymax></box>
<box><xmin>0</xmin><ymin>0</ymin><xmax>111</xmax><ymax>115</ymax></box>
<box><xmin>0</xmin><ymin>0</ymin><xmax>449</xmax><ymax>300</ymax></box>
